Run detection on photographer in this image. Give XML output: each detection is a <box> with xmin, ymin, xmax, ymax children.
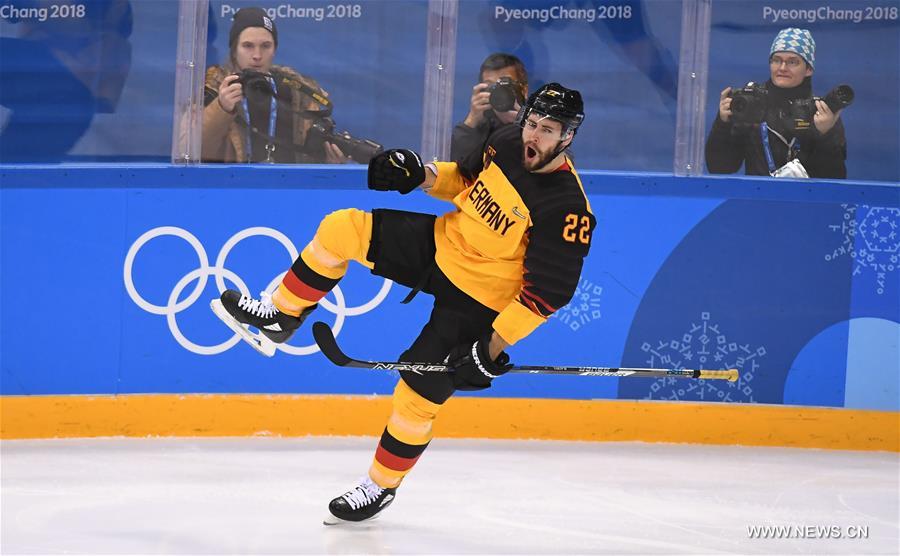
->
<box><xmin>450</xmin><ymin>53</ymin><xmax>528</xmax><ymax>161</ymax></box>
<box><xmin>202</xmin><ymin>7</ymin><xmax>348</xmax><ymax>164</ymax></box>
<box><xmin>705</xmin><ymin>28</ymin><xmax>847</xmax><ymax>179</ymax></box>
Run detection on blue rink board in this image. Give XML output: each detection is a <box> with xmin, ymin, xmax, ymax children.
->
<box><xmin>1</xmin><ymin>165</ymin><xmax>898</xmax><ymax>410</ymax></box>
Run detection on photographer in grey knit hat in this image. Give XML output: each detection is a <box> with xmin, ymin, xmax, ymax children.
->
<box><xmin>705</xmin><ymin>27</ymin><xmax>848</xmax><ymax>179</ymax></box>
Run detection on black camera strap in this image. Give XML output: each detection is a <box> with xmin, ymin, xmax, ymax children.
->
<box><xmin>287</xmin><ymin>78</ymin><xmax>333</xmax><ymax>119</ymax></box>
<box><xmin>232</xmin><ymin>71</ymin><xmax>336</xmax><ymax>160</ymax></box>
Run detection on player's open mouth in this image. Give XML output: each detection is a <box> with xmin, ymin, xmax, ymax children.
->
<box><xmin>525</xmin><ymin>146</ymin><xmax>537</xmax><ymax>160</ymax></box>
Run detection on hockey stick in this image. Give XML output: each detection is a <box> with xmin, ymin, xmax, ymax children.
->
<box><xmin>311</xmin><ymin>322</ymin><xmax>739</xmax><ymax>381</ymax></box>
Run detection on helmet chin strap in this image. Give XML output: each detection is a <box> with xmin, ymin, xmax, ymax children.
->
<box><xmin>548</xmin><ymin>132</ymin><xmax>574</xmax><ymax>163</ymax></box>
<box><xmin>532</xmin><ymin>139</ymin><xmax>569</xmax><ymax>172</ymax></box>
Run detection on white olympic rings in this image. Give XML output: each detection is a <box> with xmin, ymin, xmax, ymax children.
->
<box><xmin>123</xmin><ymin>226</ymin><xmax>392</xmax><ymax>355</ymax></box>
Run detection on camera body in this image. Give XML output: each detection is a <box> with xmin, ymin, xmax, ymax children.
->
<box><xmin>235</xmin><ymin>69</ymin><xmax>274</xmax><ymax>96</ymax></box>
<box><xmin>728</xmin><ymin>82</ymin><xmax>768</xmax><ymax>126</ymax></box>
<box><xmin>229</xmin><ymin>70</ymin><xmax>382</xmax><ymax>163</ymax></box>
<box><xmin>728</xmin><ymin>81</ymin><xmax>855</xmax><ymax>133</ymax></box>
<box><xmin>306</xmin><ymin>117</ymin><xmax>383</xmax><ymax>163</ymax></box>
<box><xmin>488</xmin><ymin>77</ymin><xmax>522</xmax><ymax>112</ymax></box>
<box><xmin>785</xmin><ymin>84</ymin><xmax>855</xmax><ymax>132</ymax></box>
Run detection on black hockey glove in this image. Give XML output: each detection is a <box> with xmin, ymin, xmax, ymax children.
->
<box><xmin>367</xmin><ymin>149</ymin><xmax>425</xmax><ymax>194</ymax></box>
<box><xmin>446</xmin><ymin>333</ymin><xmax>513</xmax><ymax>391</ymax></box>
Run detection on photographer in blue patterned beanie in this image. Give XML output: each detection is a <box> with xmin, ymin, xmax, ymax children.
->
<box><xmin>705</xmin><ymin>27</ymin><xmax>848</xmax><ymax>179</ymax></box>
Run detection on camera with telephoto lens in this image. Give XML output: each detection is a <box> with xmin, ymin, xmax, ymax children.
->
<box><xmin>783</xmin><ymin>84</ymin><xmax>855</xmax><ymax>133</ymax></box>
<box><xmin>488</xmin><ymin>77</ymin><xmax>522</xmax><ymax>112</ymax></box>
<box><xmin>728</xmin><ymin>82</ymin><xmax>768</xmax><ymax>125</ymax></box>
<box><xmin>305</xmin><ymin>117</ymin><xmax>383</xmax><ymax>163</ymax></box>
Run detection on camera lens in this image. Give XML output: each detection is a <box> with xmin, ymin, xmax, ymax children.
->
<box><xmin>727</xmin><ymin>84</ymin><xmax>768</xmax><ymax>126</ymax></box>
<box><xmin>824</xmin><ymin>84</ymin><xmax>854</xmax><ymax>112</ymax></box>
<box><xmin>305</xmin><ymin>117</ymin><xmax>383</xmax><ymax>163</ymax></box>
<box><xmin>489</xmin><ymin>84</ymin><xmax>517</xmax><ymax>112</ymax></box>
<box><xmin>241</xmin><ymin>70</ymin><xmax>273</xmax><ymax>90</ymax></box>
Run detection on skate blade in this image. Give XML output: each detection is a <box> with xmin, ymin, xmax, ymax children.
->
<box><xmin>210</xmin><ymin>299</ymin><xmax>277</xmax><ymax>357</ymax></box>
<box><xmin>322</xmin><ymin>512</ymin><xmax>381</xmax><ymax>526</ymax></box>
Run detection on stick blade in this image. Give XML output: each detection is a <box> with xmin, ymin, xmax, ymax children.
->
<box><xmin>312</xmin><ymin>321</ymin><xmax>353</xmax><ymax>366</ymax></box>
<box><xmin>697</xmin><ymin>368</ymin><xmax>740</xmax><ymax>382</ymax></box>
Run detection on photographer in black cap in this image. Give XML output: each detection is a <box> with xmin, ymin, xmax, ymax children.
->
<box><xmin>705</xmin><ymin>28</ymin><xmax>848</xmax><ymax>179</ymax></box>
<box><xmin>202</xmin><ymin>7</ymin><xmax>349</xmax><ymax>163</ymax></box>
<box><xmin>450</xmin><ymin>53</ymin><xmax>529</xmax><ymax>161</ymax></box>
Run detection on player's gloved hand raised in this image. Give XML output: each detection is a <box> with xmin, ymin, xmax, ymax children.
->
<box><xmin>368</xmin><ymin>149</ymin><xmax>425</xmax><ymax>194</ymax></box>
<box><xmin>446</xmin><ymin>333</ymin><xmax>513</xmax><ymax>391</ymax></box>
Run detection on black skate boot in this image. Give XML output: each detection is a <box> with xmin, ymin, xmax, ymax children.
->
<box><xmin>210</xmin><ymin>289</ymin><xmax>315</xmax><ymax>357</ymax></box>
<box><xmin>323</xmin><ymin>477</ymin><xmax>397</xmax><ymax>525</ymax></box>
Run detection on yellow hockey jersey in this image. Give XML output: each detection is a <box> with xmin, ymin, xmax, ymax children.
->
<box><xmin>429</xmin><ymin>124</ymin><xmax>595</xmax><ymax>345</ymax></box>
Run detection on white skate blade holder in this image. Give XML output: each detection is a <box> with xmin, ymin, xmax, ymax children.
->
<box><xmin>210</xmin><ymin>299</ymin><xmax>277</xmax><ymax>357</ymax></box>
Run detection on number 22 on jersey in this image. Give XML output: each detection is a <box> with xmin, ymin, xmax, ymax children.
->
<box><xmin>562</xmin><ymin>213</ymin><xmax>591</xmax><ymax>244</ymax></box>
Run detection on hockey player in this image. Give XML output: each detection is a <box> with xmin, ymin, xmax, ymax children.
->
<box><xmin>211</xmin><ymin>83</ymin><xmax>594</xmax><ymax>524</ymax></box>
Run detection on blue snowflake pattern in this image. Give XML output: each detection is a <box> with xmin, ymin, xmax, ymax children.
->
<box><xmin>640</xmin><ymin>312</ymin><xmax>764</xmax><ymax>402</ymax></box>
<box><xmin>551</xmin><ymin>276</ymin><xmax>602</xmax><ymax>332</ymax></box>
<box><xmin>826</xmin><ymin>205</ymin><xmax>899</xmax><ymax>295</ymax></box>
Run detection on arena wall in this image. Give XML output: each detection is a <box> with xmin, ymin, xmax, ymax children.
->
<box><xmin>1</xmin><ymin>166</ymin><xmax>897</xmax><ymax>450</ymax></box>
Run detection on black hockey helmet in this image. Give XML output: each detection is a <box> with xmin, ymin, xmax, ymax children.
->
<box><xmin>516</xmin><ymin>82</ymin><xmax>585</xmax><ymax>138</ymax></box>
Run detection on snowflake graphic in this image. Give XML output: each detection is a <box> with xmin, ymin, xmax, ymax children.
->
<box><xmin>551</xmin><ymin>276</ymin><xmax>602</xmax><ymax>332</ymax></box>
<box><xmin>640</xmin><ymin>312</ymin><xmax>764</xmax><ymax>402</ymax></box>
<box><xmin>826</xmin><ymin>205</ymin><xmax>899</xmax><ymax>295</ymax></box>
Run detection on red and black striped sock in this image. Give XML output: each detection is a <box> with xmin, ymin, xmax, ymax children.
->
<box><xmin>368</xmin><ymin>379</ymin><xmax>441</xmax><ymax>488</ymax></box>
<box><xmin>276</xmin><ymin>251</ymin><xmax>341</xmax><ymax>315</ymax></box>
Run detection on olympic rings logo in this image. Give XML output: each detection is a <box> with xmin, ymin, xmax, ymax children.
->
<box><xmin>123</xmin><ymin>226</ymin><xmax>391</xmax><ymax>355</ymax></box>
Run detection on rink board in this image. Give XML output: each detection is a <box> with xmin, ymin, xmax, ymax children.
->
<box><xmin>1</xmin><ymin>165</ymin><xmax>898</xmax><ymax>447</ymax></box>
<box><xmin>1</xmin><ymin>394</ymin><xmax>897</xmax><ymax>451</ymax></box>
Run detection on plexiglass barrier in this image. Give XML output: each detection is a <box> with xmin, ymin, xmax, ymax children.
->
<box><xmin>1</xmin><ymin>0</ymin><xmax>431</xmax><ymax>164</ymax></box>
<box><xmin>0</xmin><ymin>0</ymin><xmax>176</xmax><ymax>162</ymax></box>
<box><xmin>448</xmin><ymin>0</ymin><xmax>683</xmax><ymax>172</ymax></box>
<box><xmin>704</xmin><ymin>0</ymin><xmax>899</xmax><ymax>182</ymax></box>
<box><xmin>189</xmin><ymin>0</ymin><xmax>429</xmax><ymax>164</ymax></box>
<box><xmin>1</xmin><ymin>0</ymin><xmax>898</xmax><ymax>183</ymax></box>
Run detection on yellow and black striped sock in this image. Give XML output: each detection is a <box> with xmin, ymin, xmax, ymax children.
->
<box><xmin>369</xmin><ymin>379</ymin><xmax>442</xmax><ymax>489</ymax></box>
<box><xmin>275</xmin><ymin>248</ymin><xmax>343</xmax><ymax>316</ymax></box>
<box><xmin>275</xmin><ymin>209</ymin><xmax>372</xmax><ymax>316</ymax></box>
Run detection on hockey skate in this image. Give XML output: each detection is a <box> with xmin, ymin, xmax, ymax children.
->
<box><xmin>210</xmin><ymin>289</ymin><xmax>314</xmax><ymax>357</ymax></box>
<box><xmin>323</xmin><ymin>477</ymin><xmax>397</xmax><ymax>525</ymax></box>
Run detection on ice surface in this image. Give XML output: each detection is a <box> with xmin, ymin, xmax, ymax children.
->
<box><xmin>2</xmin><ymin>437</ymin><xmax>897</xmax><ymax>554</ymax></box>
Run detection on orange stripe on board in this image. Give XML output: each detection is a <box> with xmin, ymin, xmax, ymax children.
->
<box><xmin>0</xmin><ymin>395</ymin><xmax>392</xmax><ymax>439</ymax></box>
<box><xmin>1</xmin><ymin>395</ymin><xmax>897</xmax><ymax>452</ymax></box>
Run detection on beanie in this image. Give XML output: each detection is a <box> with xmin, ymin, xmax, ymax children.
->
<box><xmin>770</xmin><ymin>28</ymin><xmax>815</xmax><ymax>68</ymax></box>
<box><xmin>229</xmin><ymin>7</ymin><xmax>277</xmax><ymax>48</ymax></box>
